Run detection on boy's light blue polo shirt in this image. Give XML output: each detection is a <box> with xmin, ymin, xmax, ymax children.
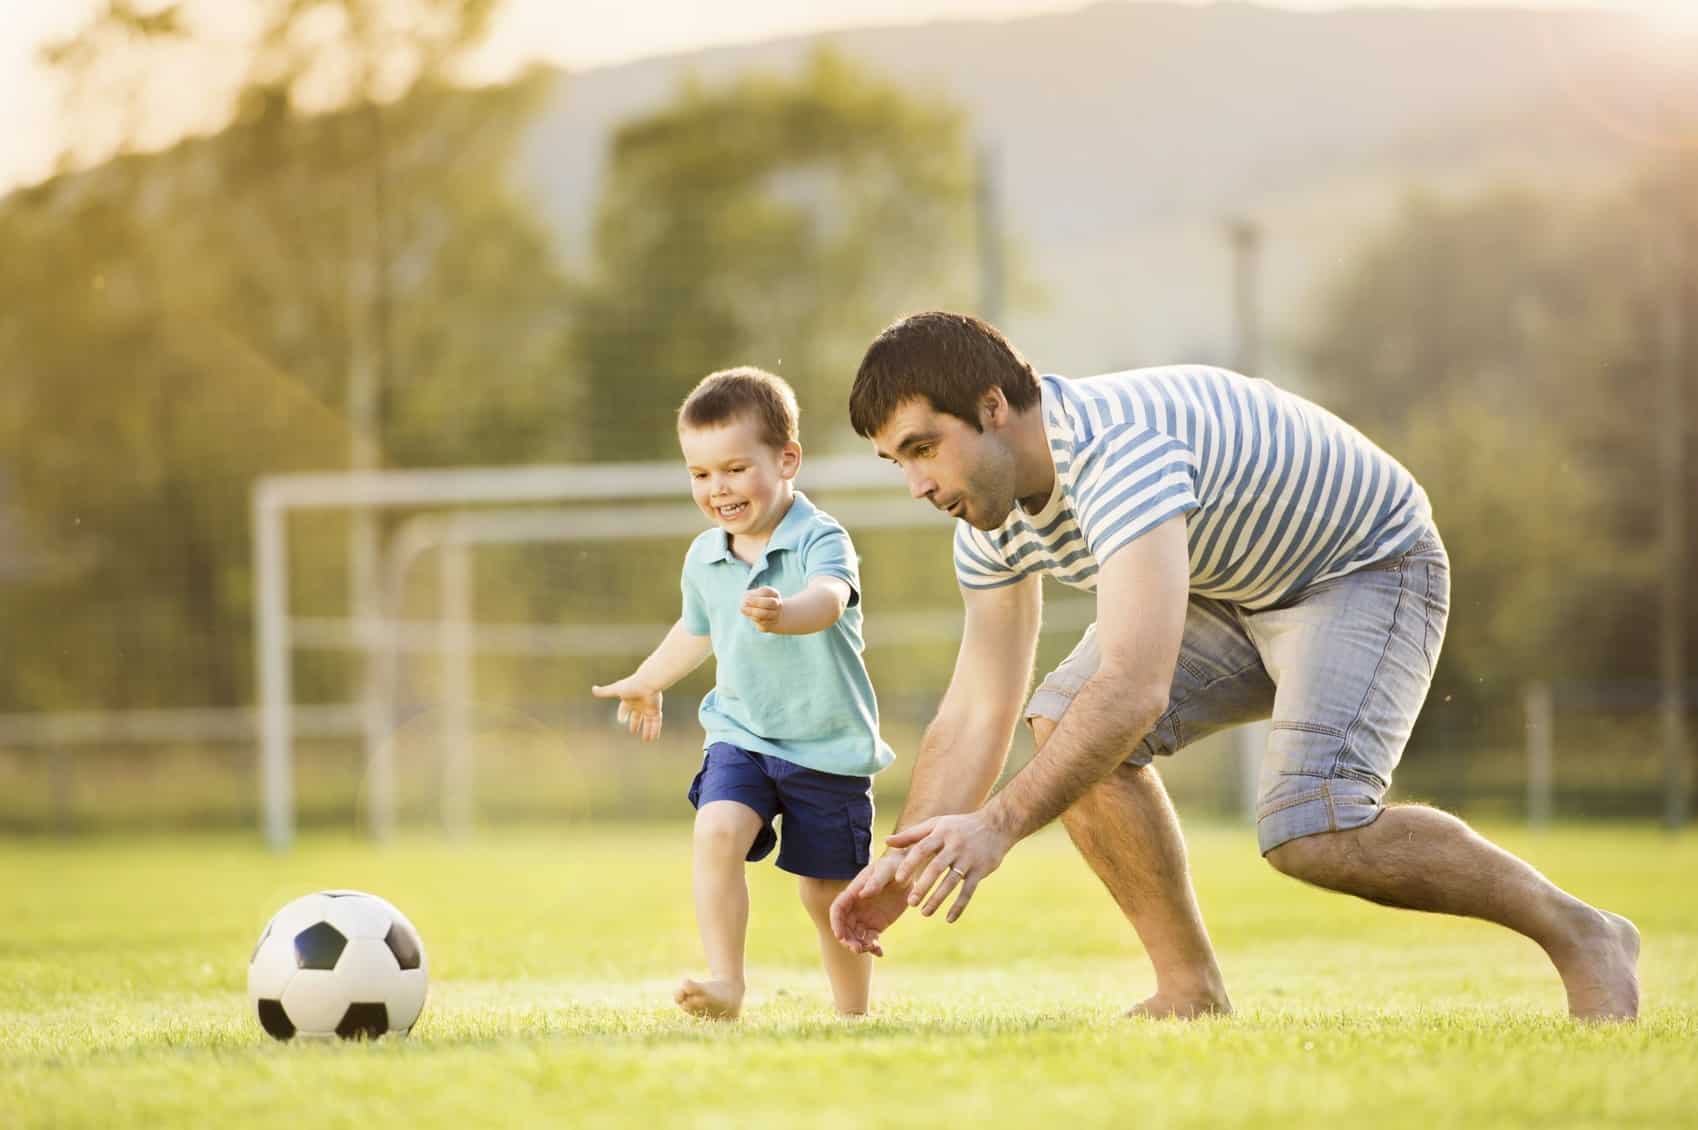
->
<box><xmin>681</xmin><ymin>490</ymin><xmax>895</xmax><ymax>778</ymax></box>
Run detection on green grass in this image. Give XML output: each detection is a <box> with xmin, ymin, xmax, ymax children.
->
<box><xmin>3</xmin><ymin>822</ymin><xmax>1696</xmax><ymax>1128</ymax></box>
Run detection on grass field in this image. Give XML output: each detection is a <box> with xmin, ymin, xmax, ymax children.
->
<box><xmin>4</xmin><ymin>821</ymin><xmax>1696</xmax><ymax>1128</ymax></box>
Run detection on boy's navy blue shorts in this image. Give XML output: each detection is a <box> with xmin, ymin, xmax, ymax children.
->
<box><xmin>687</xmin><ymin>742</ymin><xmax>874</xmax><ymax>880</ymax></box>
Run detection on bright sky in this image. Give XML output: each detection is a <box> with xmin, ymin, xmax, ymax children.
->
<box><xmin>0</xmin><ymin>0</ymin><xmax>1684</xmax><ymax>194</ymax></box>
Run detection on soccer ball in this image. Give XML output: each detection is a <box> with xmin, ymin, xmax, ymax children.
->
<box><xmin>247</xmin><ymin>890</ymin><xmax>428</xmax><ymax>1040</ymax></box>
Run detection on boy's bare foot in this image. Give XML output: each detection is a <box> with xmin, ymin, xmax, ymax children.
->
<box><xmin>675</xmin><ymin>977</ymin><xmax>745</xmax><ymax>1020</ymax></box>
<box><xmin>1552</xmin><ymin>908</ymin><xmax>1640</xmax><ymax>1021</ymax></box>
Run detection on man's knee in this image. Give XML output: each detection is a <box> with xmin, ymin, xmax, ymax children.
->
<box><xmin>1265</xmin><ymin>822</ymin><xmax>1379</xmax><ymax>886</ymax></box>
<box><xmin>1264</xmin><ymin>830</ymin><xmax>1329</xmax><ymax>880</ymax></box>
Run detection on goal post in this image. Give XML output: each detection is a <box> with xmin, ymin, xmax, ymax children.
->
<box><xmin>251</xmin><ymin>457</ymin><xmax>932</xmax><ymax>850</ymax></box>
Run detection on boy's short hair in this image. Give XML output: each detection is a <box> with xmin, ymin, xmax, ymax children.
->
<box><xmin>678</xmin><ymin>367</ymin><xmax>800</xmax><ymax>450</ymax></box>
<box><xmin>849</xmin><ymin>311</ymin><xmax>1041</xmax><ymax>438</ymax></box>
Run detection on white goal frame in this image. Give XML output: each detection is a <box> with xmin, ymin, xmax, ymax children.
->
<box><xmin>251</xmin><ymin>457</ymin><xmax>949</xmax><ymax>850</ymax></box>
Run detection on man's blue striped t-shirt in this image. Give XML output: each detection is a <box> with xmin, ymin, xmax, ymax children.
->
<box><xmin>953</xmin><ymin>368</ymin><xmax>1432</xmax><ymax>610</ymax></box>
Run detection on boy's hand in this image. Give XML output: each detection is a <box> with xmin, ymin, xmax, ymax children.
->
<box><xmin>740</xmin><ymin>586</ymin><xmax>784</xmax><ymax>632</ymax></box>
<box><xmin>590</xmin><ymin>677</ymin><xmax>663</xmax><ymax>742</ymax></box>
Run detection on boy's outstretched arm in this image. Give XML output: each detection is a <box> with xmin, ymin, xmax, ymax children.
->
<box><xmin>741</xmin><ymin>576</ymin><xmax>851</xmax><ymax>635</ymax></box>
<box><xmin>590</xmin><ymin>619</ymin><xmax>712</xmax><ymax>741</ymax></box>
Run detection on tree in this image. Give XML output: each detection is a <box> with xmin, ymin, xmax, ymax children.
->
<box><xmin>0</xmin><ymin>0</ymin><xmax>569</xmax><ymax>713</ymax></box>
<box><xmin>568</xmin><ymin>49</ymin><xmax>982</xmax><ymax>461</ymax></box>
<box><xmin>1299</xmin><ymin>160</ymin><xmax>1697</xmax><ymax>708</ymax></box>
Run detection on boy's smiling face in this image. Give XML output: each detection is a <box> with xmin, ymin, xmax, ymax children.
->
<box><xmin>679</xmin><ymin>414</ymin><xmax>801</xmax><ymax>541</ymax></box>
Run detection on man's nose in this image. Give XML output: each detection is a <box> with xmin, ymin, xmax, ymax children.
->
<box><xmin>905</xmin><ymin>467</ymin><xmax>933</xmax><ymax>501</ymax></box>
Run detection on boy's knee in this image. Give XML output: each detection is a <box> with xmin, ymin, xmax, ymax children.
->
<box><xmin>694</xmin><ymin>802</ymin><xmax>759</xmax><ymax>849</ymax></box>
<box><xmin>797</xmin><ymin>876</ymin><xmax>845</xmax><ymax>914</ymax></box>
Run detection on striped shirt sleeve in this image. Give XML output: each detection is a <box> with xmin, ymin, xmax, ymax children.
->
<box><xmin>1073</xmin><ymin>423</ymin><xmax>1200</xmax><ymax>565</ymax></box>
<box><xmin>953</xmin><ymin>522</ymin><xmax>1026</xmax><ymax>590</ymax></box>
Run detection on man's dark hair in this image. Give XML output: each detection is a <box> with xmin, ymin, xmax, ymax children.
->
<box><xmin>678</xmin><ymin>366</ymin><xmax>800</xmax><ymax>450</ymax></box>
<box><xmin>849</xmin><ymin>311</ymin><xmax>1041</xmax><ymax>438</ymax></box>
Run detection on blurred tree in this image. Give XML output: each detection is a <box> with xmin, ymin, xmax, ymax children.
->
<box><xmin>568</xmin><ymin>49</ymin><xmax>981</xmax><ymax>461</ymax></box>
<box><xmin>37</xmin><ymin>1</ymin><xmax>190</xmax><ymax>174</ymax></box>
<box><xmin>1300</xmin><ymin>158</ymin><xmax>1698</xmax><ymax>711</ymax></box>
<box><xmin>0</xmin><ymin>0</ymin><xmax>568</xmax><ymax>712</ymax></box>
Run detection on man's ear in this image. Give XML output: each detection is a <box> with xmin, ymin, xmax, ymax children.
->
<box><xmin>779</xmin><ymin>440</ymin><xmax>802</xmax><ymax>480</ymax></box>
<box><xmin>979</xmin><ymin>388</ymin><xmax>1009</xmax><ymax>430</ymax></box>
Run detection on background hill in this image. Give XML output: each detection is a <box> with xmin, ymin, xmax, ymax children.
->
<box><xmin>518</xmin><ymin>1</ymin><xmax>1668</xmax><ymax>379</ymax></box>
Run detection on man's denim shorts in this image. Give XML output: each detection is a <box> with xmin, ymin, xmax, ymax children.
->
<box><xmin>687</xmin><ymin>742</ymin><xmax>874</xmax><ymax>880</ymax></box>
<box><xmin>1026</xmin><ymin>528</ymin><xmax>1451</xmax><ymax>854</ymax></box>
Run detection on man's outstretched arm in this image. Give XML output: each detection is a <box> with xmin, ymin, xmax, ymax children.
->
<box><xmin>899</xmin><ymin>572</ymin><xmax>1043</xmax><ymax>826</ymax></box>
<box><xmin>891</xmin><ymin>514</ymin><xmax>1191</xmax><ymax>920</ymax></box>
<box><xmin>829</xmin><ymin>572</ymin><xmax>1042</xmax><ymax>954</ymax></box>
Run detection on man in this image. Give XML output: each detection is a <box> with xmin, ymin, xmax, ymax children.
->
<box><xmin>828</xmin><ymin>311</ymin><xmax>1640</xmax><ymax>1021</ymax></box>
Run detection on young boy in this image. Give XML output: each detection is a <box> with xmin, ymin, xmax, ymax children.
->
<box><xmin>591</xmin><ymin>367</ymin><xmax>895</xmax><ymax>1019</ymax></box>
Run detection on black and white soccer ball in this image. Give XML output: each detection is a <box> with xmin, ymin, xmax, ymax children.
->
<box><xmin>248</xmin><ymin>890</ymin><xmax>428</xmax><ymax>1040</ymax></box>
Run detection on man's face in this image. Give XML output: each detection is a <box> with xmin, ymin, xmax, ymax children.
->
<box><xmin>679</xmin><ymin>416</ymin><xmax>799</xmax><ymax>538</ymax></box>
<box><xmin>870</xmin><ymin>397</ymin><xmax>1018</xmax><ymax>531</ymax></box>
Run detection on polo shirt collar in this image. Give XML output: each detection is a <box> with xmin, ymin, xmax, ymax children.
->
<box><xmin>704</xmin><ymin>489</ymin><xmax>815</xmax><ymax>565</ymax></box>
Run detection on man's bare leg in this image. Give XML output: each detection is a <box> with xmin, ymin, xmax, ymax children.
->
<box><xmin>1035</xmin><ymin>717</ymin><xmax>1231</xmax><ymax>1018</ymax></box>
<box><xmin>1265</xmin><ymin>804</ymin><xmax>1639</xmax><ymax>1020</ymax></box>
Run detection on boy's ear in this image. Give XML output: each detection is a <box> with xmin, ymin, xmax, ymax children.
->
<box><xmin>779</xmin><ymin>440</ymin><xmax>802</xmax><ymax>480</ymax></box>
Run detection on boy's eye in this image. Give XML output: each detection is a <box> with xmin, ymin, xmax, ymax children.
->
<box><xmin>916</xmin><ymin>444</ymin><xmax>935</xmax><ymax>458</ymax></box>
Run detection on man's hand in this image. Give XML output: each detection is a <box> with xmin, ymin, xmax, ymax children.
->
<box><xmin>740</xmin><ymin>586</ymin><xmax>785</xmax><ymax>632</ymax></box>
<box><xmin>889</xmin><ymin>811</ymin><xmax>1016</xmax><ymax>924</ymax></box>
<box><xmin>829</xmin><ymin>849</ymin><xmax>913</xmax><ymax>957</ymax></box>
<box><xmin>589</xmin><ymin>676</ymin><xmax>663</xmax><ymax>742</ymax></box>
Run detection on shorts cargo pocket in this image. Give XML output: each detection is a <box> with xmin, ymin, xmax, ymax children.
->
<box><xmin>844</xmin><ymin>808</ymin><xmax>872</xmax><ymax>869</ymax></box>
<box><xmin>1264</xmin><ymin>719</ymin><xmax>1348</xmax><ymax>782</ymax></box>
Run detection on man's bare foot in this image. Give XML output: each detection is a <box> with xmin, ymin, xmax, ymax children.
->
<box><xmin>675</xmin><ymin>977</ymin><xmax>745</xmax><ymax>1020</ymax></box>
<box><xmin>1552</xmin><ymin>908</ymin><xmax>1640</xmax><ymax>1021</ymax></box>
<box><xmin>1126</xmin><ymin>985</ymin><xmax>1232</xmax><ymax>1020</ymax></box>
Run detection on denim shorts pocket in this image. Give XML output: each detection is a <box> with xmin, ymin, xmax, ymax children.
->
<box><xmin>1421</xmin><ymin>559</ymin><xmax>1450</xmax><ymax>671</ymax></box>
<box><xmin>1264</xmin><ymin>720</ymin><xmax>1347</xmax><ymax>781</ymax></box>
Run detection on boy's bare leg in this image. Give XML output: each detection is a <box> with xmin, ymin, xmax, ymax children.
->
<box><xmin>1033</xmin><ymin>717</ymin><xmax>1231</xmax><ymax>1018</ymax></box>
<box><xmin>677</xmin><ymin>800</ymin><xmax>763</xmax><ymax>1019</ymax></box>
<box><xmin>1265</xmin><ymin>805</ymin><xmax>1640</xmax><ymax>1020</ymax></box>
<box><xmin>799</xmin><ymin>877</ymin><xmax>873</xmax><ymax>1015</ymax></box>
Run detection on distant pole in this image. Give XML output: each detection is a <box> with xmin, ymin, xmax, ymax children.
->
<box><xmin>352</xmin><ymin>99</ymin><xmax>394</xmax><ymax>841</ymax></box>
<box><xmin>254</xmin><ymin>487</ymin><xmax>294</xmax><ymax>851</ymax></box>
<box><xmin>1228</xmin><ymin>217</ymin><xmax>1262</xmax><ymax>378</ymax></box>
<box><xmin>439</xmin><ymin>541</ymin><xmax>474</xmax><ymax>839</ymax></box>
<box><xmin>976</xmin><ymin>141</ymin><xmax>1006</xmax><ymax>325</ymax></box>
<box><xmin>1524</xmin><ymin>681</ymin><xmax>1554</xmax><ymax>830</ymax></box>
<box><xmin>1227</xmin><ymin>216</ymin><xmax>1266</xmax><ymax>822</ymax></box>
<box><xmin>1656</xmin><ymin>133</ymin><xmax>1692</xmax><ymax>831</ymax></box>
